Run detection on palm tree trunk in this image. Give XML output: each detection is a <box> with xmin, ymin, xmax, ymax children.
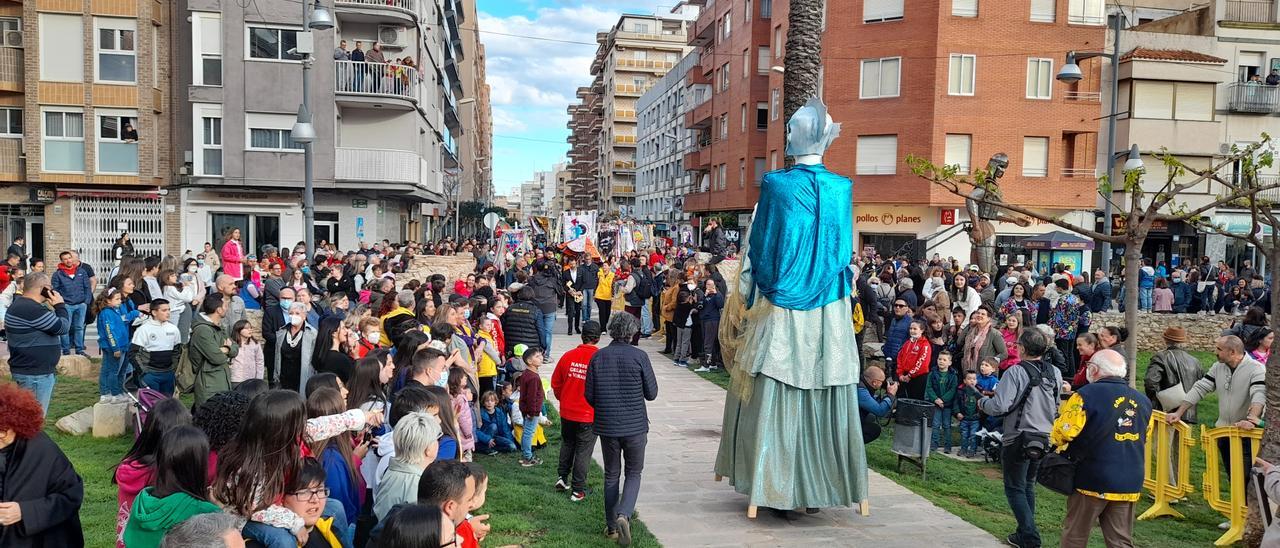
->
<box><xmin>782</xmin><ymin>0</ymin><xmax>825</xmax><ymax>123</ymax></box>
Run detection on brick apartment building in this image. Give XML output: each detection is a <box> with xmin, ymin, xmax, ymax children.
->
<box><xmin>685</xmin><ymin>0</ymin><xmax>1108</xmax><ymax>266</ymax></box>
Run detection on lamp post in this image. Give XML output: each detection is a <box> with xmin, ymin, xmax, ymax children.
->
<box><xmin>291</xmin><ymin>0</ymin><xmax>333</xmax><ymax>259</ymax></box>
<box><xmin>1056</xmin><ymin>11</ymin><xmax>1124</xmax><ymax>276</ymax></box>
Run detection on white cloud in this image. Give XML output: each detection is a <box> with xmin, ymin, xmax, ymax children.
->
<box><xmin>491</xmin><ymin>107</ymin><xmax>528</xmax><ymax>133</ymax></box>
<box><xmin>478</xmin><ymin>6</ymin><xmax>618</xmax><ymax>110</ymax></box>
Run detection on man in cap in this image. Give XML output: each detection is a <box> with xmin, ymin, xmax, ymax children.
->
<box><xmin>1143</xmin><ymin>326</ymin><xmax>1203</xmax><ymax>480</ymax></box>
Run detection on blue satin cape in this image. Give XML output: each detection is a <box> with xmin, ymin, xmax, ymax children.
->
<box><xmin>747</xmin><ymin>163</ymin><xmax>853</xmax><ymax>311</ymax></box>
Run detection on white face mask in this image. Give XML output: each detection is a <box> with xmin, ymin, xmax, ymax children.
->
<box><xmin>366</xmin><ymin>331</ymin><xmax>380</xmax><ymax>342</ymax></box>
<box><xmin>290</xmin><ymin>315</ymin><xmax>304</xmax><ymax>326</ymax></box>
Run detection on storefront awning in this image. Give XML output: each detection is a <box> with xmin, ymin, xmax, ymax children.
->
<box><xmin>1017</xmin><ymin>230</ymin><xmax>1095</xmax><ymax>250</ymax></box>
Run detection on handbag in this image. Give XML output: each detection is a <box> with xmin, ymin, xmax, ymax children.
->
<box><xmin>1036</xmin><ymin>450</ymin><xmax>1077</xmax><ymax>495</ymax></box>
<box><xmin>1156</xmin><ymin>382</ymin><xmax>1188</xmax><ymax>411</ymax></box>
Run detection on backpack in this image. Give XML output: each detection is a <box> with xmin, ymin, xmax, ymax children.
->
<box><xmin>175</xmin><ymin>324</ymin><xmax>209</xmax><ymax>395</ymax></box>
<box><xmin>634</xmin><ymin>271</ymin><xmax>653</xmax><ymax>300</ymax></box>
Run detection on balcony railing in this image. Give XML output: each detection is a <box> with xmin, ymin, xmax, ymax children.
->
<box><xmin>615</xmin><ymin>109</ymin><xmax>636</xmax><ymax>121</ymax></box>
<box><xmin>0</xmin><ymin>48</ymin><xmax>22</xmax><ymax>90</ymax></box>
<box><xmin>616</xmin><ymin>58</ymin><xmax>676</xmax><ymax>71</ymax></box>
<box><xmin>1224</xmin><ymin>0</ymin><xmax>1277</xmax><ymax>23</ymax></box>
<box><xmin>611</xmin><ymin>185</ymin><xmax>636</xmax><ymax>195</ymax></box>
<box><xmin>613</xmin><ymin>160</ymin><xmax>636</xmax><ymax>170</ymax></box>
<box><xmin>335</xmin><ymin>0</ymin><xmax>418</xmax><ymax>17</ymax></box>
<box><xmin>614</xmin><ymin>134</ymin><xmax>637</xmax><ymax>145</ymax></box>
<box><xmin>336</xmin><ymin>148</ymin><xmax>420</xmax><ymax>184</ymax></box>
<box><xmin>335</xmin><ymin>60</ymin><xmax>419</xmax><ymax>103</ymax></box>
<box><xmin>1239</xmin><ymin>174</ymin><xmax>1280</xmax><ymax>202</ymax></box>
<box><xmin>1064</xmin><ymin>91</ymin><xmax>1101</xmax><ymax>102</ymax></box>
<box><xmin>615</xmin><ymin>83</ymin><xmax>652</xmax><ymax>96</ymax></box>
<box><xmin>1227</xmin><ymin>82</ymin><xmax>1280</xmax><ymax>113</ymax></box>
<box><xmin>1062</xmin><ymin>167</ymin><xmax>1097</xmax><ymax>178</ymax></box>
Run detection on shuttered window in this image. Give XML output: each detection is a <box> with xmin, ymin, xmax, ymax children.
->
<box><xmin>1030</xmin><ymin>0</ymin><xmax>1055</xmax><ymax>22</ymax></box>
<box><xmin>945</xmin><ymin>134</ymin><xmax>972</xmax><ymax>173</ymax></box>
<box><xmin>1132</xmin><ymin>81</ymin><xmax>1174</xmax><ymax>119</ymax></box>
<box><xmin>857</xmin><ymin>135</ymin><xmax>898</xmax><ymax>175</ymax></box>
<box><xmin>1174</xmin><ymin>82</ymin><xmax>1214</xmax><ymax>121</ymax></box>
<box><xmin>864</xmin><ymin>0</ymin><xmax>905</xmax><ymax>22</ymax></box>
<box><xmin>1022</xmin><ymin>137</ymin><xmax>1049</xmax><ymax>177</ymax></box>
<box><xmin>953</xmin><ymin>0</ymin><xmax>978</xmax><ymax>17</ymax></box>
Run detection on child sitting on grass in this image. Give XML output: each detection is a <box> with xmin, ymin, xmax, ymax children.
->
<box><xmin>925</xmin><ymin>351</ymin><xmax>959</xmax><ymax>454</ymax></box>
<box><xmin>476</xmin><ymin>390</ymin><xmax>517</xmax><ymax>455</ymax></box>
<box><xmin>954</xmin><ymin>371</ymin><xmax>983</xmax><ymax>458</ymax></box>
<box><xmin>515</xmin><ymin>348</ymin><xmax>547</xmax><ymax>467</ymax></box>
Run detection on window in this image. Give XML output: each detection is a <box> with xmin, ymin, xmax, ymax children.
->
<box><xmin>743</xmin><ymin>48</ymin><xmax>750</xmax><ymax>78</ymax></box>
<box><xmin>95</xmin><ymin>18</ymin><xmax>136</xmax><ymax>83</ymax></box>
<box><xmin>740</xmin><ymin>103</ymin><xmax>747</xmax><ymax>132</ymax></box>
<box><xmin>247</xmin><ymin>25</ymin><xmax>303</xmax><ymax>61</ymax></box>
<box><xmin>719</xmin><ymin>114</ymin><xmax>728</xmax><ymax>140</ymax></box>
<box><xmin>246</xmin><ymin>113</ymin><xmax>304</xmax><ymax>152</ymax></box>
<box><xmin>1030</xmin><ymin>0</ymin><xmax>1055</xmax><ymax>22</ymax></box>
<box><xmin>757</xmin><ymin>47</ymin><xmax>770</xmax><ymax>74</ymax></box>
<box><xmin>856</xmin><ymin>135</ymin><xmax>898</xmax><ymax>175</ymax></box>
<box><xmin>860</xmin><ymin>57</ymin><xmax>901</xmax><ymax>99</ymax></box>
<box><xmin>948</xmin><ymin>54</ymin><xmax>975</xmax><ymax>95</ymax></box>
<box><xmin>718</xmin><ymin>164</ymin><xmax>727</xmax><ymax>190</ymax></box>
<box><xmin>195</xmin><ymin>104</ymin><xmax>222</xmax><ymax>176</ymax></box>
<box><xmin>720</xmin><ymin>63</ymin><xmax>730</xmax><ymax>91</ymax></box>
<box><xmin>722</xmin><ymin>11</ymin><xmax>732</xmax><ymax>39</ymax></box>
<box><xmin>746</xmin><ymin>0</ymin><xmax>753</xmax><ymax>22</ymax></box>
<box><xmin>1026</xmin><ymin>58</ymin><xmax>1053</xmax><ymax>99</ymax></box>
<box><xmin>1022</xmin><ymin>137</ymin><xmax>1049</xmax><ymax>177</ymax></box>
<box><xmin>770</xmin><ymin>150</ymin><xmax>778</xmax><ymax>169</ymax></box>
<box><xmin>739</xmin><ymin>159</ymin><xmax>745</xmax><ymax>187</ymax></box>
<box><xmin>754</xmin><ymin>157</ymin><xmax>766</xmax><ymax>185</ymax></box>
<box><xmin>770</xmin><ymin>88</ymin><xmax>780</xmax><ymax>120</ymax></box>
<box><xmin>864</xmin><ymin>0</ymin><xmax>905</xmax><ymax>22</ymax></box>
<box><xmin>945</xmin><ymin>134</ymin><xmax>972</xmax><ymax>173</ymax></box>
<box><xmin>0</xmin><ymin>108</ymin><xmax>21</xmax><ymax>137</ymax></box>
<box><xmin>97</xmin><ymin>110</ymin><xmax>139</xmax><ymax>174</ymax></box>
<box><xmin>633</xmin><ymin>22</ymin><xmax>650</xmax><ymax>34</ymax></box>
<box><xmin>1131</xmin><ymin>81</ymin><xmax>1214</xmax><ymax>121</ymax></box>
<box><xmin>953</xmin><ymin>0</ymin><xmax>978</xmax><ymax>17</ymax></box>
<box><xmin>42</xmin><ymin>109</ymin><xmax>85</xmax><ymax>172</ymax></box>
<box><xmin>774</xmin><ymin>27</ymin><xmax>782</xmax><ymax>57</ymax></box>
<box><xmin>40</xmin><ymin>14</ymin><xmax>83</xmax><ymax>82</ymax></box>
<box><xmin>193</xmin><ymin>12</ymin><xmax>222</xmax><ymax>86</ymax></box>
<box><xmin>1068</xmin><ymin>0</ymin><xmax>1104</xmax><ymax>24</ymax></box>
<box><xmin>0</xmin><ymin>17</ymin><xmax>18</xmax><ymax>35</ymax></box>
<box><xmin>756</xmin><ymin>102</ymin><xmax>769</xmax><ymax>130</ymax></box>
<box><xmin>761</xmin><ymin>0</ymin><xmax>772</xmax><ymax>18</ymax></box>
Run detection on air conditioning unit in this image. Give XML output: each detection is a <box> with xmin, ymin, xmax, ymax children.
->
<box><xmin>378</xmin><ymin>26</ymin><xmax>408</xmax><ymax>49</ymax></box>
<box><xmin>3</xmin><ymin>31</ymin><xmax>21</xmax><ymax>48</ymax></box>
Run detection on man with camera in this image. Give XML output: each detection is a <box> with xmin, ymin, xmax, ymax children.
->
<box><xmin>978</xmin><ymin>329</ymin><xmax>1062</xmax><ymax>548</ymax></box>
<box><xmin>857</xmin><ymin>365</ymin><xmax>897</xmax><ymax>444</ymax></box>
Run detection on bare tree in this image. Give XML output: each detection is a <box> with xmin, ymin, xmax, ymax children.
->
<box><xmin>782</xmin><ymin>0</ymin><xmax>824</xmax><ymax>122</ymax></box>
<box><xmin>907</xmin><ymin>137</ymin><xmax>1277</xmax><ymax>385</ymax></box>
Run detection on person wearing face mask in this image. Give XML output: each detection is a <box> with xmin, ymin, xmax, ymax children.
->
<box><xmin>195</xmin><ymin>254</ymin><xmax>214</xmax><ymax>286</ymax></box>
<box><xmin>275</xmin><ymin>301</ymin><xmax>318</xmax><ymax>393</ymax></box>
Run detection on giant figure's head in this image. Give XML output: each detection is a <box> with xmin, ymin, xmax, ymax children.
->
<box><xmin>785</xmin><ymin>98</ymin><xmax>841</xmax><ymax>157</ymax></box>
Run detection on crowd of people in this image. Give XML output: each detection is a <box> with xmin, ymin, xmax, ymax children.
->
<box><xmin>0</xmin><ymin>229</ymin><xmax>682</xmax><ymax>547</ymax></box>
<box><xmin>851</xmin><ymin>252</ymin><xmax>1269</xmax><ymax>548</ymax></box>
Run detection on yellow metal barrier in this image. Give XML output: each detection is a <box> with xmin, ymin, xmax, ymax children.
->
<box><xmin>1200</xmin><ymin>424</ymin><xmax>1262</xmax><ymax>546</ymax></box>
<box><xmin>1139</xmin><ymin>411</ymin><xmax>1196</xmax><ymax>520</ymax></box>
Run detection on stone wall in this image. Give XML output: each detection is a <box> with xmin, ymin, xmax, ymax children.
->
<box><xmin>401</xmin><ymin>255</ymin><xmax>478</xmax><ymax>288</ymax></box>
<box><xmin>1090</xmin><ymin>312</ymin><xmax>1237</xmax><ymax>352</ymax></box>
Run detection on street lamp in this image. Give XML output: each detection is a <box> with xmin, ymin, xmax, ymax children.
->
<box><xmin>1057</xmin><ymin>10</ymin><xmax>1125</xmax><ymax>276</ymax></box>
<box><xmin>1123</xmin><ymin>144</ymin><xmax>1145</xmax><ymax>173</ymax></box>
<box><xmin>296</xmin><ymin>0</ymin><xmax>332</xmax><ymax>259</ymax></box>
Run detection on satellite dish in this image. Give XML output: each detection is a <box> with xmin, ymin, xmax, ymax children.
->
<box><xmin>483</xmin><ymin>212</ymin><xmax>501</xmax><ymax>230</ymax></box>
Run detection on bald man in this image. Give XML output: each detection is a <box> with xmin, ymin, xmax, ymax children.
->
<box><xmin>858</xmin><ymin>365</ymin><xmax>898</xmax><ymax>444</ymax></box>
<box><xmin>213</xmin><ymin>274</ymin><xmax>246</xmax><ymax>333</ymax></box>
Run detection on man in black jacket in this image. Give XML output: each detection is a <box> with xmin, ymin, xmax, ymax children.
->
<box><xmin>261</xmin><ymin>286</ymin><xmax>293</xmax><ymax>387</ymax></box>
<box><xmin>529</xmin><ymin>260</ymin><xmax>565</xmax><ymax>356</ymax></box>
<box><xmin>502</xmin><ymin>286</ymin><xmax>544</xmax><ymax>357</ymax></box>
<box><xmin>584</xmin><ymin>313</ymin><xmax>657</xmax><ymax>545</ymax></box>
<box><xmin>576</xmin><ymin>258</ymin><xmax>599</xmax><ymax>325</ymax></box>
<box><xmin>702</xmin><ymin>218</ymin><xmax>727</xmax><ymax>263</ymax></box>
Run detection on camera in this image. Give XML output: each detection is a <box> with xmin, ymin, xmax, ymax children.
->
<box><xmin>1021</xmin><ymin>433</ymin><xmax>1049</xmax><ymax>460</ymax></box>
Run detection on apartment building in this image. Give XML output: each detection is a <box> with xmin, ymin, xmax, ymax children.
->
<box><xmin>0</xmin><ymin>0</ymin><xmax>174</xmax><ymax>273</ymax></box>
<box><xmin>1103</xmin><ymin>0</ymin><xmax>1280</xmax><ymax>271</ymax></box>
<box><xmin>170</xmin><ymin>0</ymin><xmax>465</xmax><ymax>255</ymax></box>
<box><xmin>636</xmin><ymin>50</ymin><xmax>699</xmax><ymax>230</ymax></box>
<box><xmin>457</xmin><ymin>0</ymin><xmax>492</xmax><ymax>205</ymax></box>
<box><xmin>682</xmin><ymin>0</ymin><xmax>775</xmax><ymax>228</ymax></box>
<box><xmin>589</xmin><ymin>14</ymin><xmax>692</xmax><ymax>214</ymax></box>
<box><xmin>566</xmin><ymin>86</ymin><xmax>602</xmax><ymax>211</ymax></box>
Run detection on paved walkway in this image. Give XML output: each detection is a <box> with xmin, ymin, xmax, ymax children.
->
<box><xmin>540</xmin><ymin>317</ymin><xmax>1003</xmax><ymax>548</ymax></box>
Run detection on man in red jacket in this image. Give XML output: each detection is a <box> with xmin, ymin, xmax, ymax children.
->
<box><xmin>551</xmin><ymin>320</ymin><xmax>601</xmax><ymax>502</ymax></box>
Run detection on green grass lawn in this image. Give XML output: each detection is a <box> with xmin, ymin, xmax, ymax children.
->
<box><xmin>29</xmin><ymin>375</ymin><xmax>658</xmax><ymax>548</ymax></box>
<box><xmin>695</xmin><ymin>350</ymin><xmax>1234</xmax><ymax>548</ymax></box>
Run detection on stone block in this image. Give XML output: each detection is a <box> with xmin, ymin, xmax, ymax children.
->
<box><xmin>1091</xmin><ymin>311</ymin><xmax>1234</xmax><ymax>352</ymax></box>
<box><xmin>92</xmin><ymin>401</ymin><xmax>131</xmax><ymax>438</ymax></box>
<box><xmin>56</xmin><ymin>354</ymin><xmax>98</xmax><ymax>382</ymax></box>
<box><xmin>244</xmin><ymin>309</ymin><xmax>264</xmax><ymax>342</ymax></box>
<box><xmin>55</xmin><ymin>405</ymin><xmax>96</xmax><ymax>436</ymax></box>
<box><xmin>400</xmin><ymin>255</ymin><xmax>478</xmax><ymax>291</ymax></box>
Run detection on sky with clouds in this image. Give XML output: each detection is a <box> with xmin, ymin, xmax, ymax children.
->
<box><xmin>477</xmin><ymin>0</ymin><xmax>667</xmax><ymax>195</ymax></box>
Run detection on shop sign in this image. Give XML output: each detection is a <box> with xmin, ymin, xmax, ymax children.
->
<box><xmin>29</xmin><ymin>187</ymin><xmax>56</xmax><ymax>204</ymax></box>
<box><xmin>855</xmin><ymin>209</ymin><xmax>926</xmax><ymax>228</ymax></box>
<box><xmin>1218</xmin><ymin>212</ymin><xmax>1274</xmax><ymax>236</ymax></box>
<box><xmin>940</xmin><ymin>209</ymin><xmax>956</xmax><ymax>225</ymax></box>
<box><xmin>1111</xmin><ymin>215</ymin><xmax>1168</xmax><ymax>235</ymax></box>
<box><xmin>352</xmin><ymin>199</ymin><xmax>369</xmax><ymax>209</ymax></box>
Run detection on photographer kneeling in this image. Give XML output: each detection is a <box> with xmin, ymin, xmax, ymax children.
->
<box><xmin>857</xmin><ymin>365</ymin><xmax>897</xmax><ymax>444</ymax></box>
<box><xmin>979</xmin><ymin>329</ymin><xmax>1062</xmax><ymax>548</ymax></box>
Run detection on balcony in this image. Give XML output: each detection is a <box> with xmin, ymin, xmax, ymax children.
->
<box><xmin>615</xmin><ymin>58</ymin><xmax>676</xmax><ymax>72</ymax></box>
<box><xmin>335</xmin><ymin>60</ymin><xmax>419</xmax><ymax>108</ymax></box>
<box><xmin>690</xmin><ymin>7</ymin><xmax>716</xmax><ymax>46</ymax></box>
<box><xmin>614</xmin><ymin>29</ymin><xmax>686</xmax><ymax>44</ymax></box>
<box><xmin>1244</xmin><ymin>174</ymin><xmax>1280</xmax><ymax>203</ymax></box>
<box><xmin>1063</xmin><ymin>90</ymin><xmax>1100</xmax><ymax>103</ymax></box>
<box><xmin>683</xmin><ymin>142</ymin><xmax>712</xmax><ymax>171</ymax></box>
<box><xmin>611</xmin><ymin>184</ymin><xmax>636</xmax><ymax>196</ymax></box>
<box><xmin>0</xmin><ymin>48</ymin><xmax>22</xmax><ymax>92</ymax></box>
<box><xmin>615</xmin><ymin>83</ymin><xmax>651</xmax><ymax>97</ymax></box>
<box><xmin>615</xmin><ymin>109</ymin><xmax>636</xmax><ymax>122</ymax></box>
<box><xmin>613</xmin><ymin>160</ymin><xmax>636</xmax><ymax>172</ymax></box>
<box><xmin>332</xmin><ymin>0</ymin><xmax>417</xmax><ymax>24</ymax></box>
<box><xmin>1224</xmin><ymin>0</ymin><xmax>1278</xmax><ymax>23</ymax></box>
<box><xmin>1227</xmin><ymin>82</ymin><xmax>1280</xmax><ymax>113</ymax></box>
<box><xmin>684</xmin><ymin>97</ymin><xmax>713</xmax><ymax>128</ymax></box>
<box><xmin>336</xmin><ymin>148</ymin><xmax>420</xmax><ymax>185</ymax></box>
<box><xmin>613</xmin><ymin>134</ymin><xmax>637</xmax><ymax>146</ymax></box>
<box><xmin>1062</xmin><ymin>167</ymin><xmax>1097</xmax><ymax>179</ymax></box>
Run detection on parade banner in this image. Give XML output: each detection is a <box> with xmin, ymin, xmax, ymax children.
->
<box><xmin>598</xmin><ymin>230</ymin><xmax>617</xmax><ymax>256</ymax></box>
<box><xmin>563</xmin><ymin>211</ymin><xmax>598</xmax><ymax>242</ymax></box>
<box><xmin>529</xmin><ymin>216</ymin><xmax>552</xmax><ymax>236</ymax></box>
<box><xmin>501</xmin><ymin>229</ymin><xmax>528</xmax><ymax>254</ymax></box>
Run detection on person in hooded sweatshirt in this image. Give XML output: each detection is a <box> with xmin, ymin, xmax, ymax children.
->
<box><xmin>122</xmin><ymin>426</ymin><xmax>221</xmax><ymax>548</ymax></box>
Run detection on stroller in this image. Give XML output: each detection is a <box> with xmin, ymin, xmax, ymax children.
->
<box><xmin>976</xmin><ymin>427</ymin><xmax>1004</xmax><ymax>463</ymax></box>
<box><xmin>124</xmin><ymin>366</ymin><xmax>171</xmax><ymax>439</ymax></box>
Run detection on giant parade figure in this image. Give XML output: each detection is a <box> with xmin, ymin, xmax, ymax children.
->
<box><xmin>714</xmin><ymin>98</ymin><xmax>868</xmax><ymax>517</ymax></box>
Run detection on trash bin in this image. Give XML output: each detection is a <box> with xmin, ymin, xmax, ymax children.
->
<box><xmin>892</xmin><ymin>398</ymin><xmax>934</xmax><ymax>479</ymax></box>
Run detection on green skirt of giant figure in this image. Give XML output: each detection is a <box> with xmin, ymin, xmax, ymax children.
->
<box><xmin>714</xmin><ymin>99</ymin><xmax>867</xmax><ymax>512</ymax></box>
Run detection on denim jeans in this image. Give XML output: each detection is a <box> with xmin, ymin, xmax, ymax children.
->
<box><xmin>640</xmin><ymin>302</ymin><xmax>653</xmax><ymax>335</ymax></box>
<box><xmin>539</xmin><ymin>312</ymin><xmax>556</xmax><ymax>355</ymax></box>
<box><xmin>521</xmin><ymin>416</ymin><xmax>539</xmax><ymax>460</ymax></box>
<box><xmin>61</xmin><ymin>302</ymin><xmax>87</xmax><ymax>354</ymax></box>
<box><xmin>1139</xmin><ymin>287</ymin><xmax>1153</xmax><ymax>311</ymax></box>
<box><xmin>601</xmin><ymin>433</ymin><xmax>647</xmax><ymax>529</ymax></box>
<box><xmin>12</xmin><ymin>373</ymin><xmax>55</xmax><ymax>415</ymax></box>
<box><xmin>99</xmin><ymin>352</ymin><xmax>130</xmax><ymax>396</ymax></box>
<box><xmin>581</xmin><ymin>291</ymin><xmax>594</xmax><ymax>322</ymax></box>
<box><xmin>959</xmin><ymin>419</ymin><xmax>980</xmax><ymax>454</ymax></box>
<box><xmin>932</xmin><ymin>409</ymin><xmax>953</xmax><ymax>451</ymax></box>
<box><xmin>1002</xmin><ymin>442</ymin><xmax>1043</xmax><ymax>547</ymax></box>
<box><xmin>141</xmin><ymin>371</ymin><xmax>175</xmax><ymax>395</ymax></box>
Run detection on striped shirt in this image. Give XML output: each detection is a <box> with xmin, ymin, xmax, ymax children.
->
<box><xmin>5</xmin><ymin>296</ymin><xmax>70</xmax><ymax>375</ymax></box>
